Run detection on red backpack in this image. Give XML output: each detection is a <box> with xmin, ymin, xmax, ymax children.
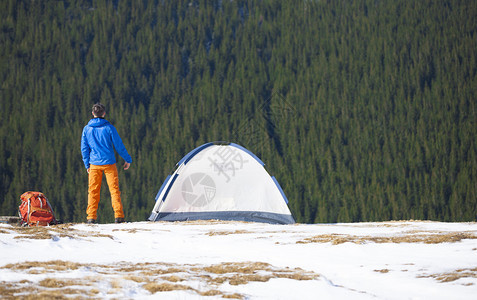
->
<box><xmin>19</xmin><ymin>191</ymin><xmax>57</xmax><ymax>226</ymax></box>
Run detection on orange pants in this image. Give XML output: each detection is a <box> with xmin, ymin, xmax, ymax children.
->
<box><xmin>87</xmin><ymin>164</ymin><xmax>124</xmax><ymax>220</ymax></box>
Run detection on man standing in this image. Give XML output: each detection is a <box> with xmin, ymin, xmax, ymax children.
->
<box><xmin>81</xmin><ymin>103</ymin><xmax>132</xmax><ymax>224</ymax></box>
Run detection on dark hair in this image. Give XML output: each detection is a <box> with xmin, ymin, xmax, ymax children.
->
<box><xmin>92</xmin><ymin>103</ymin><xmax>106</xmax><ymax>117</ymax></box>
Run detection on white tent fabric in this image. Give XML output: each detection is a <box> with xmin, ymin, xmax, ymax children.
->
<box><xmin>149</xmin><ymin>142</ymin><xmax>295</xmax><ymax>224</ymax></box>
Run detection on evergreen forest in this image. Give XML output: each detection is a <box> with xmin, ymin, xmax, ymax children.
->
<box><xmin>1</xmin><ymin>0</ymin><xmax>476</xmax><ymax>223</ymax></box>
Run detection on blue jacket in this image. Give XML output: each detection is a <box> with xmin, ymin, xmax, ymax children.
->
<box><xmin>81</xmin><ymin>118</ymin><xmax>132</xmax><ymax>169</ymax></box>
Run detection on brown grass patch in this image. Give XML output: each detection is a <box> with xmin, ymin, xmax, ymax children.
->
<box><xmin>1</xmin><ymin>260</ymin><xmax>318</xmax><ymax>299</ymax></box>
<box><xmin>199</xmin><ymin>290</ymin><xmax>244</xmax><ymax>299</ymax></box>
<box><xmin>274</xmin><ymin>270</ymin><xmax>318</xmax><ymax>281</ymax></box>
<box><xmin>26</xmin><ymin>289</ymin><xmax>93</xmax><ymax>299</ymax></box>
<box><xmin>0</xmin><ymin>280</ymin><xmax>93</xmax><ymax>300</ymax></box>
<box><xmin>9</xmin><ymin>224</ymin><xmax>114</xmax><ymax>241</ymax></box>
<box><xmin>123</xmin><ymin>275</ymin><xmax>146</xmax><ymax>283</ymax></box>
<box><xmin>39</xmin><ymin>278</ymin><xmax>86</xmax><ymax>288</ymax></box>
<box><xmin>3</xmin><ymin>260</ymin><xmax>84</xmax><ymax>272</ymax></box>
<box><xmin>374</xmin><ymin>269</ymin><xmax>390</xmax><ymax>273</ymax></box>
<box><xmin>297</xmin><ymin>231</ymin><xmax>477</xmax><ymax>245</ymax></box>
<box><xmin>228</xmin><ymin>274</ymin><xmax>271</xmax><ymax>285</ymax></box>
<box><xmin>203</xmin><ymin>262</ymin><xmax>272</xmax><ymax>274</ymax></box>
<box><xmin>141</xmin><ymin>267</ymin><xmax>184</xmax><ymax>277</ymax></box>
<box><xmin>200</xmin><ymin>289</ymin><xmax>222</xmax><ymax>296</ymax></box>
<box><xmin>201</xmin><ymin>262</ymin><xmax>318</xmax><ymax>285</ymax></box>
<box><xmin>142</xmin><ymin>282</ymin><xmax>245</xmax><ymax>299</ymax></box>
<box><xmin>206</xmin><ymin>230</ymin><xmax>250</xmax><ymax>236</ymax></box>
<box><xmin>143</xmin><ymin>282</ymin><xmax>191</xmax><ymax>293</ymax></box>
<box><xmin>222</xmin><ymin>271</ymin><xmax>318</xmax><ymax>286</ymax></box>
<box><xmin>116</xmin><ymin>261</ymin><xmax>180</xmax><ymax>274</ymax></box>
<box><xmin>162</xmin><ymin>275</ymin><xmax>184</xmax><ymax>282</ymax></box>
<box><xmin>419</xmin><ymin>267</ymin><xmax>477</xmax><ymax>283</ymax></box>
<box><xmin>0</xmin><ymin>282</ymin><xmax>21</xmax><ymax>299</ymax></box>
<box><xmin>13</xmin><ymin>227</ymin><xmax>56</xmax><ymax>240</ymax></box>
<box><xmin>223</xmin><ymin>294</ymin><xmax>244</xmax><ymax>299</ymax></box>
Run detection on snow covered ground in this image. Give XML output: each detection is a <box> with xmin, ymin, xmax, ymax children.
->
<box><xmin>1</xmin><ymin>220</ymin><xmax>476</xmax><ymax>299</ymax></box>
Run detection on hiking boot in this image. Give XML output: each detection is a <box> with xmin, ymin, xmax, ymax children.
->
<box><xmin>87</xmin><ymin>219</ymin><xmax>96</xmax><ymax>224</ymax></box>
<box><xmin>115</xmin><ymin>218</ymin><xmax>125</xmax><ymax>223</ymax></box>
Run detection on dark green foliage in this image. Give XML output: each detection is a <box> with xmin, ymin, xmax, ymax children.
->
<box><xmin>1</xmin><ymin>0</ymin><xmax>476</xmax><ymax>223</ymax></box>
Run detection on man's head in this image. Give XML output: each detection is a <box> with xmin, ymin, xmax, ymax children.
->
<box><xmin>92</xmin><ymin>103</ymin><xmax>106</xmax><ymax>118</ymax></box>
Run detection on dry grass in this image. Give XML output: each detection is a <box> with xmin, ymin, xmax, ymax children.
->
<box><xmin>3</xmin><ymin>260</ymin><xmax>84</xmax><ymax>272</ymax></box>
<box><xmin>22</xmin><ymin>290</ymin><xmax>87</xmax><ymax>300</ymax></box>
<box><xmin>8</xmin><ymin>224</ymin><xmax>114</xmax><ymax>241</ymax></box>
<box><xmin>38</xmin><ymin>278</ymin><xmax>87</xmax><ymax>288</ymax></box>
<box><xmin>222</xmin><ymin>294</ymin><xmax>244</xmax><ymax>299</ymax></box>
<box><xmin>206</xmin><ymin>229</ymin><xmax>251</xmax><ymax>236</ymax></box>
<box><xmin>297</xmin><ymin>231</ymin><xmax>477</xmax><ymax>245</ymax></box>
<box><xmin>0</xmin><ymin>280</ymin><xmax>94</xmax><ymax>300</ymax></box>
<box><xmin>140</xmin><ymin>267</ymin><xmax>184</xmax><ymax>276</ymax></box>
<box><xmin>162</xmin><ymin>275</ymin><xmax>184</xmax><ymax>282</ymax></box>
<box><xmin>203</xmin><ymin>261</ymin><xmax>272</xmax><ymax>274</ymax></box>
<box><xmin>0</xmin><ymin>282</ymin><xmax>21</xmax><ymax>299</ymax></box>
<box><xmin>419</xmin><ymin>267</ymin><xmax>477</xmax><ymax>283</ymax></box>
<box><xmin>201</xmin><ymin>262</ymin><xmax>318</xmax><ymax>286</ymax></box>
<box><xmin>143</xmin><ymin>282</ymin><xmax>245</xmax><ymax>299</ymax></box>
<box><xmin>143</xmin><ymin>282</ymin><xmax>191</xmax><ymax>293</ymax></box>
<box><xmin>0</xmin><ymin>260</ymin><xmax>318</xmax><ymax>299</ymax></box>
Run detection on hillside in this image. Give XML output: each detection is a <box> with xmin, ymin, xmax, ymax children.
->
<box><xmin>1</xmin><ymin>220</ymin><xmax>477</xmax><ymax>299</ymax></box>
<box><xmin>0</xmin><ymin>0</ymin><xmax>476</xmax><ymax>223</ymax></box>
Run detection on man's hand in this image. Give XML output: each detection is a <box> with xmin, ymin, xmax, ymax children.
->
<box><xmin>87</xmin><ymin>168</ymin><xmax>90</xmax><ymax>174</ymax></box>
<box><xmin>123</xmin><ymin>162</ymin><xmax>131</xmax><ymax>170</ymax></box>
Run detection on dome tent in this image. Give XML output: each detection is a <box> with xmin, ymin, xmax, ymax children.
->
<box><xmin>149</xmin><ymin>142</ymin><xmax>295</xmax><ymax>224</ymax></box>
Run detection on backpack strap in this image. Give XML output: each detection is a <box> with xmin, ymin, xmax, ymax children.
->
<box><xmin>27</xmin><ymin>198</ymin><xmax>31</xmax><ymax>225</ymax></box>
<box><xmin>45</xmin><ymin>197</ymin><xmax>57</xmax><ymax>225</ymax></box>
